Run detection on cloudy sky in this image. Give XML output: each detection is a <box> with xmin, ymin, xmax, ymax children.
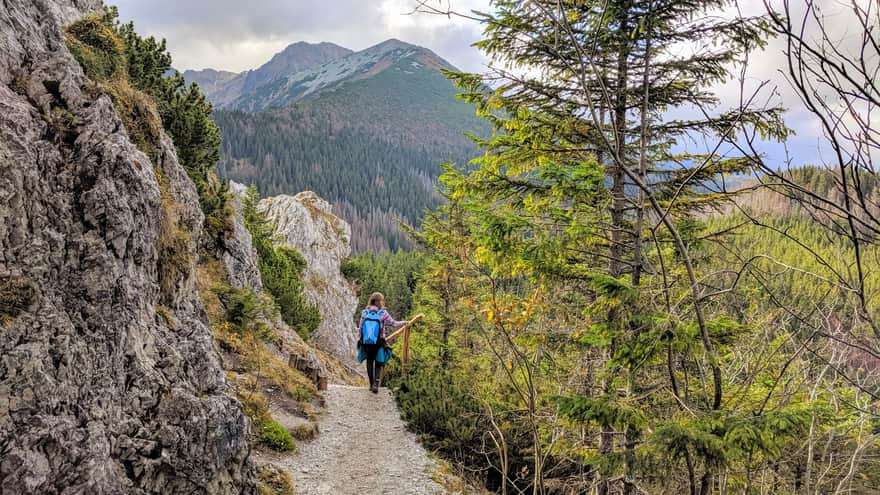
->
<box><xmin>112</xmin><ymin>0</ymin><xmax>868</xmax><ymax>167</ymax></box>
<box><xmin>113</xmin><ymin>0</ymin><xmax>492</xmax><ymax>73</ymax></box>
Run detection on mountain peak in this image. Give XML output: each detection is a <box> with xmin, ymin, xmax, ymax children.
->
<box><xmin>248</xmin><ymin>41</ymin><xmax>353</xmax><ymax>87</ymax></box>
<box><xmin>277</xmin><ymin>40</ymin><xmax>351</xmax><ymax>56</ymax></box>
<box><xmin>373</xmin><ymin>38</ymin><xmax>417</xmax><ymax>49</ymax></box>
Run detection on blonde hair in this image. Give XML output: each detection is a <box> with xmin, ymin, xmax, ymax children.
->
<box><xmin>368</xmin><ymin>292</ymin><xmax>385</xmax><ymax>309</ymax></box>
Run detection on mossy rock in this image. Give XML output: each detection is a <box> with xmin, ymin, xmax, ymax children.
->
<box><xmin>64</xmin><ymin>15</ymin><xmax>126</xmax><ymax>82</ymax></box>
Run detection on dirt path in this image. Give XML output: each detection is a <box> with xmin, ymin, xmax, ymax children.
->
<box><xmin>272</xmin><ymin>384</ymin><xmax>445</xmax><ymax>494</ymax></box>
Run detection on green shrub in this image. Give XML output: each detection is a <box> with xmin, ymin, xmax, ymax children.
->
<box><xmin>259</xmin><ymin>420</ymin><xmax>295</xmax><ymax>452</ymax></box>
<box><xmin>387</xmin><ymin>359</ymin><xmax>483</xmax><ymax>465</ymax></box>
<box><xmin>64</xmin><ymin>12</ymin><xmax>126</xmax><ymax>81</ymax></box>
<box><xmin>200</xmin><ymin>176</ymin><xmax>234</xmax><ymax>248</ymax></box>
<box><xmin>212</xmin><ymin>285</ymin><xmax>278</xmax><ymax>342</ymax></box>
<box><xmin>241</xmin><ymin>185</ymin><xmax>321</xmax><ymax>339</ymax></box>
<box><xmin>213</xmin><ymin>285</ymin><xmax>258</xmax><ymax>329</ymax></box>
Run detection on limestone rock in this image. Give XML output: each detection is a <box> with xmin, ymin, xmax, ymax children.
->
<box><xmin>0</xmin><ymin>1</ymin><xmax>254</xmax><ymax>493</ymax></box>
<box><xmin>221</xmin><ymin>181</ymin><xmax>263</xmax><ymax>294</ymax></box>
<box><xmin>259</xmin><ymin>192</ymin><xmax>359</xmax><ymax>367</ymax></box>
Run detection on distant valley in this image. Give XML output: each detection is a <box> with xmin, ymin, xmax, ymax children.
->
<box><xmin>184</xmin><ymin>40</ymin><xmax>488</xmax><ymax>252</ymax></box>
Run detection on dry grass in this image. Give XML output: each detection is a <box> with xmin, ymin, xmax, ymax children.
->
<box><xmin>429</xmin><ymin>455</ymin><xmax>493</xmax><ymax>495</ymax></box>
<box><xmin>289</xmin><ymin>422</ymin><xmax>319</xmax><ymax>441</ymax></box>
<box><xmin>257</xmin><ymin>464</ymin><xmax>295</xmax><ymax>495</ymax></box>
<box><xmin>101</xmin><ymin>79</ymin><xmax>162</xmax><ymax>159</ymax></box>
<box><xmin>65</xmin><ymin>16</ymin><xmax>162</xmax><ymax>159</ymax></box>
<box><xmin>0</xmin><ymin>277</ymin><xmax>36</xmax><ymax>325</ymax></box>
<box><xmin>285</xmin><ymin>337</ymin><xmax>364</xmax><ymax>386</ymax></box>
<box><xmin>230</xmin><ymin>373</ymin><xmax>272</xmax><ymax>428</ymax></box>
<box><xmin>196</xmin><ymin>257</ymin><xmax>228</xmax><ymax>324</ymax></box>
<box><xmin>154</xmin><ymin>169</ymin><xmax>193</xmax><ymax>302</ymax></box>
<box><xmin>216</xmin><ymin>326</ymin><xmax>317</xmax><ymax>404</ymax></box>
<box><xmin>154</xmin><ymin>304</ymin><xmax>177</xmax><ymax>328</ymax></box>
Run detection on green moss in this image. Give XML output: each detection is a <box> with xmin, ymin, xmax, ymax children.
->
<box><xmin>259</xmin><ymin>420</ymin><xmax>296</xmax><ymax>452</ymax></box>
<box><xmin>64</xmin><ymin>15</ymin><xmax>126</xmax><ymax>81</ymax></box>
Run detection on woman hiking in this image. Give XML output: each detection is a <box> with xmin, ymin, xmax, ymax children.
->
<box><xmin>357</xmin><ymin>292</ymin><xmax>407</xmax><ymax>394</ymax></box>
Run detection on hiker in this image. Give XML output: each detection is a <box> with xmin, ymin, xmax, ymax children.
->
<box><xmin>357</xmin><ymin>292</ymin><xmax>407</xmax><ymax>394</ymax></box>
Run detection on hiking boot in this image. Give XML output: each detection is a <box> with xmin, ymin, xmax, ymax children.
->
<box><xmin>370</xmin><ymin>382</ymin><xmax>378</xmax><ymax>394</ymax></box>
<box><xmin>376</xmin><ymin>367</ymin><xmax>386</xmax><ymax>389</ymax></box>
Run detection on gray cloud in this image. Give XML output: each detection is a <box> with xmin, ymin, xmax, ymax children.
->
<box><xmin>112</xmin><ymin>0</ymin><xmax>489</xmax><ymax>73</ymax></box>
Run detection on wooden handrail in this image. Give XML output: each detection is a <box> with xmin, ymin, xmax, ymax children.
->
<box><xmin>385</xmin><ymin>314</ymin><xmax>424</xmax><ymax>342</ymax></box>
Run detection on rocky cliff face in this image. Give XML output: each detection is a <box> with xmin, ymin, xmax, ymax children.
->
<box><xmin>259</xmin><ymin>192</ymin><xmax>359</xmax><ymax>367</ymax></box>
<box><xmin>0</xmin><ymin>1</ymin><xmax>253</xmax><ymax>493</ymax></box>
<box><xmin>222</xmin><ymin>182</ymin><xmax>263</xmax><ymax>294</ymax></box>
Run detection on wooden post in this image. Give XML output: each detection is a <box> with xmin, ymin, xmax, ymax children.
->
<box><xmin>385</xmin><ymin>314</ymin><xmax>422</xmax><ymax>384</ymax></box>
<box><xmin>402</xmin><ymin>326</ymin><xmax>411</xmax><ymax>379</ymax></box>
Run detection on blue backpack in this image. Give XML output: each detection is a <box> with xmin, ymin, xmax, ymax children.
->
<box><xmin>360</xmin><ymin>309</ymin><xmax>385</xmax><ymax>345</ymax></box>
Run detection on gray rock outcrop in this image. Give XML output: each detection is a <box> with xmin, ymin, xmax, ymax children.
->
<box><xmin>221</xmin><ymin>182</ymin><xmax>263</xmax><ymax>294</ymax></box>
<box><xmin>259</xmin><ymin>192</ymin><xmax>359</xmax><ymax>366</ymax></box>
<box><xmin>0</xmin><ymin>1</ymin><xmax>253</xmax><ymax>493</ymax></box>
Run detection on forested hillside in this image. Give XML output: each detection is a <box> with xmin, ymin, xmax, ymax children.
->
<box><xmin>212</xmin><ymin>44</ymin><xmax>489</xmax><ymax>251</ymax></box>
<box><xmin>182</xmin><ymin>39</ymin><xmax>488</xmax><ymax>252</ymax></box>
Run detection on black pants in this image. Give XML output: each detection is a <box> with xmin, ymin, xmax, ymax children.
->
<box><xmin>362</xmin><ymin>342</ymin><xmax>384</xmax><ymax>385</ymax></box>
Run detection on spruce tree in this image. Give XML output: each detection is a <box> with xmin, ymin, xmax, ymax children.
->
<box><xmin>424</xmin><ymin>0</ymin><xmax>790</xmax><ymax>492</ymax></box>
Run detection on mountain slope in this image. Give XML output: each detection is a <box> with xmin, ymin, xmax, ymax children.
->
<box><xmin>228</xmin><ymin>39</ymin><xmax>454</xmax><ymax>111</ymax></box>
<box><xmin>183</xmin><ymin>41</ymin><xmax>352</xmax><ymax>107</ymax></box>
<box><xmin>209</xmin><ymin>39</ymin><xmax>489</xmax><ymax>252</ymax></box>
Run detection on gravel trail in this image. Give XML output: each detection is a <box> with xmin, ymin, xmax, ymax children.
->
<box><xmin>277</xmin><ymin>384</ymin><xmax>445</xmax><ymax>495</ymax></box>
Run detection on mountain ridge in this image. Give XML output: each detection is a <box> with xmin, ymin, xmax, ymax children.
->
<box><xmin>183</xmin><ymin>40</ymin><xmax>353</xmax><ymax>107</ymax></box>
<box><xmin>183</xmin><ymin>38</ymin><xmax>458</xmax><ymax>111</ymax></box>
